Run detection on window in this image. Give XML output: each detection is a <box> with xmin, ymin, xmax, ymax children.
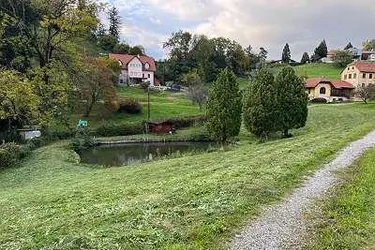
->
<box><xmin>362</xmin><ymin>83</ymin><xmax>366</xmax><ymax>87</ymax></box>
<box><xmin>148</xmin><ymin>74</ymin><xmax>151</xmax><ymax>78</ymax></box>
<box><xmin>352</xmin><ymin>67</ymin><xmax>354</xmax><ymax>70</ymax></box>
<box><xmin>354</xmin><ymin>73</ymin><xmax>357</xmax><ymax>79</ymax></box>
<box><xmin>370</xmin><ymin>74</ymin><xmax>373</xmax><ymax>79</ymax></box>
<box><xmin>320</xmin><ymin>87</ymin><xmax>326</xmax><ymax>95</ymax></box>
<box><xmin>344</xmin><ymin>75</ymin><xmax>347</xmax><ymax>80</ymax></box>
<box><xmin>349</xmin><ymin>74</ymin><xmax>352</xmax><ymax>79</ymax></box>
<box><xmin>363</xmin><ymin>73</ymin><xmax>366</xmax><ymax>78</ymax></box>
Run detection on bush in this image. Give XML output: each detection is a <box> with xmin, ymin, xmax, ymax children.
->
<box><xmin>118</xmin><ymin>98</ymin><xmax>142</xmax><ymax>114</ymax></box>
<box><xmin>311</xmin><ymin>97</ymin><xmax>328</xmax><ymax>104</ymax></box>
<box><xmin>0</xmin><ymin>143</ymin><xmax>21</xmax><ymax>169</ymax></box>
<box><xmin>94</xmin><ymin>121</ymin><xmax>146</xmax><ymax>137</ymax></box>
<box><xmin>167</xmin><ymin>115</ymin><xmax>207</xmax><ymax>129</ymax></box>
<box><xmin>71</xmin><ymin>129</ymin><xmax>95</xmax><ymax>151</ymax></box>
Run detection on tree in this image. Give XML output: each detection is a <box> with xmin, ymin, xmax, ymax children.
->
<box><xmin>183</xmin><ymin>70</ymin><xmax>207</xmax><ymax>109</ymax></box>
<box><xmin>275</xmin><ymin>67</ymin><xmax>308</xmax><ymax>137</ymax></box>
<box><xmin>313</xmin><ymin>40</ymin><xmax>328</xmax><ymax>61</ymax></box>
<box><xmin>259</xmin><ymin>47</ymin><xmax>268</xmax><ymax>61</ymax></box>
<box><xmin>362</xmin><ymin>39</ymin><xmax>375</xmax><ymax>51</ymax></box>
<box><xmin>300</xmin><ymin>52</ymin><xmax>310</xmax><ymax>64</ymax></box>
<box><xmin>113</xmin><ymin>43</ymin><xmax>130</xmax><ymax>54</ymax></box>
<box><xmin>344</xmin><ymin>42</ymin><xmax>353</xmax><ymax>50</ymax></box>
<box><xmin>206</xmin><ymin>68</ymin><xmax>242</xmax><ymax>142</ymax></box>
<box><xmin>75</xmin><ymin>56</ymin><xmax>119</xmax><ymax>117</ymax></box>
<box><xmin>243</xmin><ymin>68</ymin><xmax>279</xmax><ymax>139</ymax></box>
<box><xmin>129</xmin><ymin>46</ymin><xmax>145</xmax><ymax>55</ymax></box>
<box><xmin>332</xmin><ymin>50</ymin><xmax>353</xmax><ymax>67</ymax></box>
<box><xmin>356</xmin><ymin>84</ymin><xmax>375</xmax><ymax>104</ymax></box>
<box><xmin>99</xmin><ymin>34</ymin><xmax>118</xmax><ymax>52</ymax></box>
<box><xmin>0</xmin><ymin>70</ymin><xmax>39</xmax><ymax>125</ymax></box>
<box><xmin>281</xmin><ymin>43</ymin><xmax>291</xmax><ymax>63</ymax></box>
<box><xmin>108</xmin><ymin>6</ymin><xmax>121</xmax><ymax>42</ymax></box>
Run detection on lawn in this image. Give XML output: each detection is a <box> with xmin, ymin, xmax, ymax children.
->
<box><xmin>306</xmin><ymin>146</ymin><xmax>375</xmax><ymax>250</ymax></box>
<box><xmin>294</xmin><ymin>63</ymin><xmax>345</xmax><ymax>79</ymax></box>
<box><xmin>1</xmin><ymin>104</ymin><xmax>375</xmax><ymax>249</ymax></box>
<box><xmin>66</xmin><ymin>86</ymin><xmax>203</xmax><ymax>129</ymax></box>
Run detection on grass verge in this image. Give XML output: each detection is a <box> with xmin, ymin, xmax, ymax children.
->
<box><xmin>306</xmin><ymin>147</ymin><xmax>375</xmax><ymax>250</ymax></box>
<box><xmin>1</xmin><ymin>104</ymin><xmax>375</xmax><ymax>249</ymax></box>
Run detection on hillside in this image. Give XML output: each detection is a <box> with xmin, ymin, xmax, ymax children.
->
<box><xmin>294</xmin><ymin>63</ymin><xmax>345</xmax><ymax>79</ymax></box>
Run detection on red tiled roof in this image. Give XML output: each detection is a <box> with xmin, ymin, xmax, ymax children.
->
<box><xmin>109</xmin><ymin>53</ymin><xmax>156</xmax><ymax>71</ymax></box>
<box><xmin>351</xmin><ymin>61</ymin><xmax>375</xmax><ymax>73</ymax></box>
<box><xmin>304</xmin><ymin>77</ymin><xmax>354</xmax><ymax>89</ymax></box>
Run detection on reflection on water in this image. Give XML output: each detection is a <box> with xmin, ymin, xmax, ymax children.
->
<box><xmin>79</xmin><ymin>142</ymin><xmax>215</xmax><ymax>167</ymax></box>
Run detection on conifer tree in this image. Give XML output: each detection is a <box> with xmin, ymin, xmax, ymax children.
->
<box><xmin>206</xmin><ymin>68</ymin><xmax>242</xmax><ymax>142</ymax></box>
<box><xmin>344</xmin><ymin>42</ymin><xmax>353</xmax><ymax>50</ymax></box>
<box><xmin>275</xmin><ymin>67</ymin><xmax>308</xmax><ymax>137</ymax></box>
<box><xmin>243</xmin><ymin>68</ymin><xmax>279</xmax><ymax>139</ymax></box>
<box><xmin>300</xmin><ymin>52</ymin><xmax>310</xmax><ymax>64</ymax></box>
<box><xmin>313</xmin><ymin>39</ymin><xmax>328</xmax><ymax>60</ymax></box>
<box><xmin>108</xmin><ymin>7</ymin><xmax>121</xmax><ymax>42</ymax></box>
<box><xmin>281</xmin><ymin>43</ymin><xmax>291</xmax><ymax>63</ymax></box>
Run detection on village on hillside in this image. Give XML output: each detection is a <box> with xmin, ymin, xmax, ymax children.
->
<box><xmin>2</xmin><ymin>1</ymin><xmax>375</xmax><ymax>250</ymax></box>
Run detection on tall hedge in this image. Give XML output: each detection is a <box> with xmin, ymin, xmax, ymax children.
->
<box><xmin>275</xmin><ymin>66</ymin><xmax>308</xmax><ymax>137</ymax></box>
<box><xmin>243</xmin><ymin>68</ymin><xmax>280</xmax><ymax>138</ymax></box>
<box><xmin>206</xmin><ymin>68</ymin><xmax>242</xmax><ymax>142</ymax></box>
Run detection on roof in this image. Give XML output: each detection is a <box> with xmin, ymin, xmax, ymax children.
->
<box><xmin>109</xmin><ymin>53</ymin><xmax>156</xmax><ymax>71</ymax></box>
<box><xmin>349</xmin><ymin>61</ymin><xmax>375</xmax><ymax>73</ymax></box>
<box><xmin>305</xmin><ymin>77</ymin><xmax>354</xmax><ymax>89</ymax></box>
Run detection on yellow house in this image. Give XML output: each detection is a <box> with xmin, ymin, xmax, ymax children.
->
<box><xmin>341</xmin><ymin>61</ymin><xmax>375</xmax><ymax>88</ymax></box>
<box><xmin>305</xmin><ymin>77</ymin><xmax>355</xmax><ymax>102</ymax></box>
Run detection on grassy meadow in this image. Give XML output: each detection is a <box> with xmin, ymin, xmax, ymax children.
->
<box><xmin>67</xmin><ymin>86</ymin><xmax>203</xmax><ymax>130</ymax></box>
<box><xmin>307</xmin><ymin>147</ymin><xmax>375</xmax><ymax>250</ymax></box>
<box><xmin>294</xmin><ymin>63</ymin><xmax>344</xmax><ymax>79</ymax></box>
<box><xmin>1</xmin><ymin>103</ymin><xmax>375</xmax><ymax>249</ymax></box>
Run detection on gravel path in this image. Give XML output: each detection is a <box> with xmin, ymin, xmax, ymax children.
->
<box><xmin>229</xmin><ymin>130</ymin><xmax>375</xmax><ymax>250</ymax></box>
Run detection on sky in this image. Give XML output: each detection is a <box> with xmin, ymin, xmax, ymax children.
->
<box><xmin>102</xmin><ymin>0</ymin><xmax>375</xmax><ymax>61</ymax></box>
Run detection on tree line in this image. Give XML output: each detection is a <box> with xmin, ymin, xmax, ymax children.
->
<box><xmin>206</xmin><ymin>67</ymin><xmax>308</xmax><ymax>142</ymax></box>
<box><xmin>0</xmin><ymin>0</ymin><xmax>126</xmax><ymax>141</ymax></box>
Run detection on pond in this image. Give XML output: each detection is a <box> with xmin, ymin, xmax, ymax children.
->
<box><xmin>79</xmin><ymin>142</ymin><xmax>216</xmax><ymax>167</ymax></box>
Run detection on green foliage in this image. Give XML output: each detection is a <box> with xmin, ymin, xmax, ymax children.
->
<box><xmin>108</xmin><ymin>6</ymin><xmax>121</xmax><ymax>41</ymax></box>
<box><xmin>300</xmin><ymin>52</ymin><xmax>310</xmax><ymax>64</ymax></box>
<box><xmin>281</xmin><ymin>43</ymin><xmax>291</xmax><ymax>63</ymax></box>
<box><xmin>310</xmin><ymin>97</ymin><xmax>328</xmax><ymax>104</ymax></box>
<box><xmin>0</xmin><ymin>143</ymin><xmax>21</xmax><ymax>168</ymax></box>
<box><xmin>167</xmin><ymin>115</ymin><xmax>207</xmax><ymax>129</ymax></box>
<box><xmin>275</xmin><ymin>67</ymin><xmax>308</xmax><ymax>137</ymax></box>
<box><xmin>332</xmin><ymin>50</ymin><xmax>353</xmax><ymax>67</ymax></box>
<box><xmin>206</xmin><ymin>68</ymin><xmax>242</xmax><ymax>142</ymax></box>
<box><xmin>98</xmin><ymin>34</ymin><xmax>118</xmax><ymax>52</ymax></box>
<box><xmin>313</xmin><ymin>40</ymin><xmax>328</xmax><ymax>61</ymax></box>
<box><xmin>0</xmin><ymin>70</ymin><xmax>39</xmax><ymax>124</ymax></box>
<box><xmin>113</xmin><ymin>43</ymin><xmax>130</xmax><ymax>54</ymax></box>
<box><xmin>71</xmin><ymin>128</ymin><xmax>95</xmax><ymax>151</ymax></box>
<box><xmin>129</xmin><ymin>45</ymin><xmax>145</xmax><ymax>56</ymax></box>
<box><xmin>118</xmin><ymin>98</ymin><xmax>142</xmax><ymax>114</ymax></box>
<box><xmin>362</xmin><ymin>39</ymin><xmax>375</xmax><ymax>51</ymax></box>
<box><xmin>243</xmin><ymin>68</ymin><xmax>279</xmax><ymax>138</ymax></box>
<box><xmin>94</xmin><ymin>121</ymin><xmax>146</xmax><ymax>137</ymax></box>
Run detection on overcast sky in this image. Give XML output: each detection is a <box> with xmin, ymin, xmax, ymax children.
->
<box><xmin>103</xmin><ymin>0</ymin><xmax>375</xmax><ymax>60</ymax></box>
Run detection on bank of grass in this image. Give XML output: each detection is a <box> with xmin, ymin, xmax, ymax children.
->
<box><xmin>1</xmin><ymin>104</ymin><xmax>375</xmax><ymax>249</ymax></box>
<box><xmin>306</xmin><ymin>147</ymin><xmax>375</xmax><ymax>250</ymax></box>
<box><xmin>63</xmin><ymin>86</ymin><xmax>203</xmax><ymax>130</ymax></box>
<box><xmin>294</xmin><ymin>63</ymin><xmax>345</xmax><ymax>79</ymax></box>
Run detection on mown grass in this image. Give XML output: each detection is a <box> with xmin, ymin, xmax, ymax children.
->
<box><xmin>67</xmin><ymin>86</ymin><xmax>203</xmax><ymax>129</ymax></box>
<box><xmin>294</xmin><ymin>63</ymin><xmax>345</xmax><ymax>79</ymax></box>
<box><xmin>1</xmin><ymin>104</ymin><xmax>375</xmax><ymax>249</ymax></box>
<box><xmin>306</xmin><ymin>147</ymin><xmax>375</xmax><ymax>250</ymax></box>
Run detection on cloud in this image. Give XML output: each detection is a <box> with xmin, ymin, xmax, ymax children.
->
<box><xmin>104</xmin><ymin>0</ymin><xmax>375</xmax><ymax>60</ymax></box>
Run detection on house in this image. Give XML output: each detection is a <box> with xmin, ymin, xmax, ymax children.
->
<box><xmin>361</xmin><ymin>51</ymin><xmax>375</xmax><ymax>61</ymax></box>
<box><xmin>109</xmin><ymin>53</ymin><xmax>157</xmax><ymax>86</ymax></box>
<box><xmin>341</xmin><ymin>61</ymin><xmax>375</xmax><ymax>89</ymax></box>
<box><xmin>305</xmin><ymin>77</ymin><xmax>355</xmax><ymax>102</ymax></box>
<box><xmin>148</xmin><ymin>120</ymin><xmax>174</xmax><ymax>133</ymax></box>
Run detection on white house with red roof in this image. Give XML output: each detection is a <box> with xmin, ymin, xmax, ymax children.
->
<box><xmin>109</xmin><ymin>53</ymin><xmax>158</xmax><ymax>86</ymax></box>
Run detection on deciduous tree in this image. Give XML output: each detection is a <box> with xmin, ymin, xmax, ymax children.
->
<box><xmin>356</xmin><ymin>84</ymin><xmax>375</xmax><ymax>104</ymax></box>
<box><xmin>332</xmin><ymin>50</ymin><xmax>353</xmax><ymax>67</ymax></box>
<box><xmin>362</xmin><ymin>39</ymin><xmax>375</xmax><ymax>51</ymax></box>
